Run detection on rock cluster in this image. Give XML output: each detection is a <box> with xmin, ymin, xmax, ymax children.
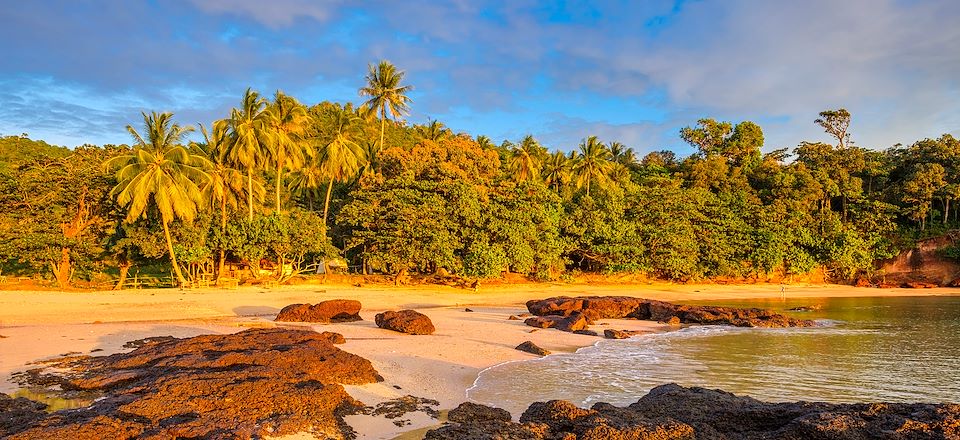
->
<box><xmin>426</xmin><ymin>384</ymin><xmax>960</xmax><ymax>439</ymax></box>
<box><xmin>275</xmin><ymin>299</ymin><xmax>363</xmax><ymax>323</ymax></box>
<box><xmin>526</xmin><ymin>296</ymin><xmax>814</xmax><ymax>328</ymax></box>
<box><xmin>375</xmin><ymin>310</ymin><xmax>436</xmax><ymax>335</ymax></box>
<box><xmin>1</xmin><ymin>328</ymin><xmax>382</xmax><ymax>440</ymax></box>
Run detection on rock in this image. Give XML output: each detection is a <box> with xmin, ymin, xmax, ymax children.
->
<box><xmin>375</xmin><ymin>310</ymin><xmax>435</xmax><ymax>335</ymax></box>
<box><xmin>788</xmin><ymin>305</ymin><xmax>822</xmax><ymax>312</ymax></box>
<box><xmin>526</xmin><ymin>296</ymin><xmax>814</xmax><ymax>328</ymax></box>
<box><xmin>555</xmin><ymin>313</ymin><xmax>589</xmax><ymax>332</ymax></box>
<box><xmin>508</xmin><ymin>315</ymin><xmax>520</xmax><ymax>320</ymax></box>
<box><xmin>275</xmin><ymin>299</ymin><xmax>363</xmax><ymax>323</ymax></box>
<box><xmin>515</xmin><ymin>341</ymin><xmax>550</xmax><ymax>356</ymax></box>
<box><xmin>524</xmin><ymin>316</ymin><xmax>563</xmax><ymax>329</ymax></box>
<box><xmin>319</xmin><ymin>331</ymin><xmax>346</xmax><ymax>344</ymax></box>
<box><xmin>603</xmin><ymin>329</ymin><xmax>632</xmax><ymax>339</ymax></box>
<box><xmin>447</xmin><ymin>402</ymin><xmax>511</xmax><ymax>424</ymax></box>
<box><xmin>0</xmin><ymin>394</ymin><xmax>47</xmax><ymax>436</ymax></box>
<box><xmin>573</xmin><ymin>329</ymin><xmax>599</xmax><ymax>336</ymax></box>
<box><xmin>903</xmin><ymin>281</ymin><xmax>938</xmax><ymax>289</ymax></box>
<box><xmin>425</xmin><ymin>384</ymin><xmax>960</xmax><ymax>440</ymax></box>
<box><xmin>664</xmin><ymin>316</ymin><xmax>681</xmax><ymax>326</ymax></box>
<box><xmin>1</xmin><ymin>328</ymin><xmax>382</xmax><ymax>439</ymax></box>
<box><xmin>464</xmin><ymin>308</ymin><xmax>474</xmax><ymax>312</ymax></box>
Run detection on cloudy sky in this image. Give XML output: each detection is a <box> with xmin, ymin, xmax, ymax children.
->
<box><xmin>1</xmin><ymin>0</ymin><xmax>958</xmax><ymax>155</ymax></box>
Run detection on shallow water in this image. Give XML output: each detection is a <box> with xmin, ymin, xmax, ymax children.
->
<box><xmin>468</xmin><ymin>295</ymin><xmax>960</xmax><ymax>417</ymax></box>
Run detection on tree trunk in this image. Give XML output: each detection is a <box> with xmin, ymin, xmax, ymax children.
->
<box><xmin>945</xmin><ymin>198</ymin><xmax>951</xmax><ymax>226</ymax></box>
<box><xmin>217</xmin><ymin>197</ymin><xmax>227</xmax><ymax>280</ymax></box>
<box><xmin>275</xmin><ymin>161</ymin><xmax>283</xmax><ymax>214</ymax></box>
<box><xmin>247</xmin><ymin>168</ymin><xmax>254</xmax><ymax>221</ymax></box>
<box><xmin>162</xmin><ymin>220</ymin><xmax>188</xmax><ymax>286</ymax></box>
<box><xmin>54</xmin><ymin>247</ymin><xmax>71</xmax><ymax>288</ymax></box>
<box><xmin>114</xmin><ymin>262</ymin><xmax>130</xmax><ymax>290</ymax></box>
<box><xmin>322</xmin><ymin>180</ymin><xmax>334</xmax><ymax>234</ymax></box>
<box><xmin>380</xmin><ymin>109</ymin><xmax>386</xmax><ymax>154</ymax></box>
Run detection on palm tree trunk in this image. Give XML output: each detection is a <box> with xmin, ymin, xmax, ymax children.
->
<box><xmin>162</xmin><ymin>220</ymin><xmax>187</xmax><ymax>286</ymax></box>
<box><xmin>585</xmin><ymin>178</ymin><xmax>591</xmax><ymax>197</ymax></box>
<box><xmin>218</xmin><ymin>197</ymin><xmax>227</xmax><ymax>280</ymax></box>
<box><xmin>380</xmin><ymin>109</ymin><xmax>386</xmax><ymax>153</ymax></box>
<box><xmin>247</xmin><ymin>168</ymin><xmax>254</xmax><ymax>221</ymax></box>
<box><xmin>275</xmin><ymin>161</ymin><xmax>283</xmax><ymax>214</ymax></box>
<box><xmin>322</xmin><ymin>180</ymin><xmax>334</xmax><ymax>233</ymax></box>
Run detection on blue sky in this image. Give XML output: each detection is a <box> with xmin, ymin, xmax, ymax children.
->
<box><xmin>1</xmin><ymin>0</ymin><xmax>958</xmax><ymax>156</ymax></box>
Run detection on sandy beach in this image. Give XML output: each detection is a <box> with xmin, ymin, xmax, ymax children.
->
<box><xmin>1</xmin><ymin>281</ymin><xmax>956</xmax><ymax>438</ymax></box>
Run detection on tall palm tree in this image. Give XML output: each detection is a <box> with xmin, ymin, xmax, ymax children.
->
<box><xmin>289</xmin><ymin>157</ymin><xmax>326</xmax><ymax>211</ymax></box>
<box><xmin>358</xmin><ymin>60</ymin><xmax>413</xmax><ymax>153</ymax></box>
<box><xmin>572</xmin><ymin>136</ymin><xmax>614</xmax><ymax>197</ymax></box>
<box><xmin>104</xmin><ymin>112</ymin><xmax>209</xmax><ymax>286</ymax></box>
<box><xmin>509</xmin><ymin>135</ymin><xmax>543</xmax><ymax>183</ymax></box>
<box><xmin>191</xmin><ymin>119</ymin><xmax>258</xmax><ymax>278</ymax></box>
<box><xmin>542</xmin><ymin>150</ymin><xmax>571</xmax><ymax>192</ymax></box>
<box><xmin>609</xmin><ymin>141</ymin><xmax>637</xmax><ymax>166</ymax></box>
<box><xmin>264</xmin><ymin>91</ymin><xmax>310</xmax><ymax>214</ymax></box>
<box><xmin>476</xmin><ymin>135</ymin><xmax>495</xmax><ymax>150</ymax></box>
<box><xmin>226</xmin><ymin>88</ymin><xmax>270</xmax><ymax>220</ymax></box>
<box><xmin>415</xmin><ymin>119</ymin><xmax>452</xmax><ymax>142</ymax></box>
<box><xmin>318</xmin><ymin>106</ymin><xmax>366</xmax><ymax>230</ymax></box>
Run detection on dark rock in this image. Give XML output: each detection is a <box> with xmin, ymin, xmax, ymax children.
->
<box><xmin>508</xmin><ymin>315</ymin><xmax>521</xmax><ymax>320</ymax></box>
<box><xmin>515</xmin><ymin>341</ymin><xmax>550</xmax><ymax>356</ymax></box>
<box><xmin>603</xmin><ymin>329</ymin><xmax>632</xmax><ymax>339</ymax></box>
<box><xmin>320</xmin><ymin>331</ymin><xmax>346</xmax><ymax>344</ymax></box>
<box><xmin>573</xmin><ymin>329</ymin><xmax>599</xmax><ymax>336</ymax></box>
<box><xmin>1</xmin><ymin>328</ymin><xmax>381</xmax><ymax>439</ymax></box>
<box><xmin>464</xmin><ymin>308</ymin><xmax>474</xmax><ymax>312</ymax></box>
<box><xmin>0</xmin><ymin>394</ymin><xmax>47</xmax><ymax>436</ymax></box>
<box><xmin>524</xmin><ymin>316</ymin><xmax>563</xmax><ymax>329</ymax></box>
<box><xmin>425</xmin><ymin>384</ymin><xmax>960</xmax><ymax>440</ymax></box>
<box><xmin>448</xmin><ymin>401</ymin><xmax>511</xmax><ymax>424</ymax></box>
<box><xmin>375</xmin><ymin>310</ymin><xmax>435</xmax><ymax>335</ymax></box>
<box><xmin>788</xmin><ymin>305</ymin><xmax>822</xmax><ymax>312</ymax></box>
<box><xmin>275</xmin><ymin>299</ymin><xmax>363</xmax><ymax>323</ymax></box>
<box><xmin>526</xmin><ymin>296</ymin><xmax>815</xmax><ymax>328</ymax></box>
<box><xmin>555</xmin><ymin>313</ymin><xmax>589</xmax><ymax>332</ymax></box>
<box><xmin>904</xmin><ymin>281</ymin><xmax>938</xmax><ymax>289</ymax></box>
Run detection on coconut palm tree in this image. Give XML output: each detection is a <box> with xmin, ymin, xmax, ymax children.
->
<box><xmin>226</xmin><ymin>88</ymin><xmax>270</xmax><ymax>220</ymax></box>
<box><xmin>542</xmin><ymin>150</ymin><xmax>572</xmax><ymax>192</ymax></box>
<box><xmin>476</xmin><ymin>135</ymin><xmax>495</xmax><ymax>150</ymax></box>
<box><xmin>509</xmin><ymin>135</ymin><xmax>544</xmax><ymax>183</ymax></box>
<box><xmin>318</xmin><ymin>106</ymin><xmax>366</xmax><ymax>230</ymax></box>
<box><xmin>264</xmin><ymin>91</ymin><xmax>310</xmax><ymax>214</ymax></box>
<box><xmin>358</xmin><ymin>60</ymin><xmax>413</xmax><ymax>153</ymax></box>
<box><xmin>572</xmin><ymin>136</ymin><xmax>614</xmax><ymax>197</ymax></box>
<box><xmin>104</xmin><ymin>112</ymin><xmax>209</xmax><ymax>286</ymax></box>
<box><xmin>415</xmin><ymin>119</ymin><xmax>452</xmax><ymax>142</ymax></box>
<box><xmin>191</xmin><ymin>119</ymin><xmax>260</xmax><ymax>278</ymax></box>
<box><xmin>289</xmin><ymin>157</ymin><xmax>326</xmax><ymax>211</ymax></box>
<box><xmin>609</xmin><ymin>141</ymin><xmax>637</xmax><ymax>166</ymax></box>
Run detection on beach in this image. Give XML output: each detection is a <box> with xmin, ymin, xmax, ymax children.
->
<box><xmin>1</xmin><ymin>281</ymin><xmax>956</xmax><ymax>438</ymax></box>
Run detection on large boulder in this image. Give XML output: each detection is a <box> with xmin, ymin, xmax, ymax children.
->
<box><xmin>1</xmin><ymin>328</ymin><xmax>382</xmax><ymax>440</ymax></box>
<box><xmin>526</xmin><ymin>296</ymin><xmax>814</xmax><ymax>328</ymax></box>
<box><xmin>426</xmin><ymin>384</ymin><xmax>960</xmax><ymax>439</ymax></box>
<box><xmin>375</xmin><ymin>310</ymin><xmax>436</xmax><ymax>335</ymax></box>
<box><xmin>275</xmin><ymin>299</ymin><xmax>363</xmax><ymax>323</ymax></box>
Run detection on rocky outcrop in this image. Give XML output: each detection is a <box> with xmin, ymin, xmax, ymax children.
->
<box><xmin>879</xmin><ymin>232</ymin><xmax>960</xmax><ymax>286</ymax></box>
<box><xmin>527</xmin><ymin>296</ymin><xmax>815</xmax><ymax>328</ymax></box>
<box><xmin>426</xmin><ymin>384</ymin><xmax>960</xmax><ymax>439</ymax></box>
<box><xmin>1</xmin><ymin>328</ymin><xmax>382</xmax><ymax>440</ymax></box>
<box><xmin>524</xmin><ymin>312</ymin><xmax>590</xmax><ymax>332</ymax></box>
<box><xmin>375</xmin><ymin>310</ymin><xmax>436</xmax><ymax>335</ymax></box>
<box><xmin>275</xmin><ymin>299</ymin><xmax>363</xmax><ymax>323</ymax></box>
<box><xmin>515</xmin><ymin>341</ymin><xmax>550</xmax><ymax>356</ymax></box>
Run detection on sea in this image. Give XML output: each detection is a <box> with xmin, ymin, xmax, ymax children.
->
<box><xmin>467</xmin><ymin>295</ymin><xmax>960</xmax><ymax>417</ymax></box>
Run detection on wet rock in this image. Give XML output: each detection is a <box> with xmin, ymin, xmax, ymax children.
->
<box><xmin>2</xmin><ymin>328</ymin><xmax>381</xmax><ymax>439</ymax></box>
<box><xmin>448</xmin><ymin>401</ymin><xmax>511</xmax><ymax>424</ymax></box>
<box><xmin>573</xmin><ymin>329</ymin><xmax>599</xmax><ymax>336</ymax></box>
<box><xmin>603</xmin><ymin>329</ymin><xmax>632</xmax><ymax>339</ymax></box>
<box><xmin>0</xmin><ymin>394</ymin><xmax>47</xmax><ymax>436</ymax></box>
<box><xmin>426</xmin><ymin>384</ymin><xmax>960</xmax><ymax>440</ymax></box>
<box><xmin>527</xmin><ymin>296</ymin><xmax>814</xmax><ymax>328</ymax></box>
<box><xmin>788</xmin><ymin>305</ymin><xmax>822</xmax><ymax>312</ymax></box>
<box><xmin>275</xmin><ymin>299</ymin><xmax>363</xmax><ymax>323</ymax></box>
<box><xmin>375</xmin><ymin>310</ymin><xmax>435</xmax><ymax>335</ymax></box>
<box><xmin>516</xmin><ymin>341</ymin><xmax>550</xmax><ymax>356</ymax></box>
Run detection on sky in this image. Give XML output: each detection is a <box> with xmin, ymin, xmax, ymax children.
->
<box><xmin>0</xmin><ymin>0</ymin><xmax>958</xmax><ymax>156</ymax></box>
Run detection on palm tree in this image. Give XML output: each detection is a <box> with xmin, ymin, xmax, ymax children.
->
<box><xmin>226</xmin><ymin>88</ymin><xmax>270</xmax><ymax>220</ymax></box>
<box><xmin>264</xmin><ymin>91</ymin><xmax>310</xmax><ymax>214</ymax></box>
<box><xmin>191</xmin><ymin>119</ymin><xmax>258</xmax><ymax>278</ymax></box>
<box><xmin>318</xmin><ymin>105</ymin><xmax>366</xmax><ymax>230</ymax></box>
<box><xmin>609</xmin><ymin>141</ymin><xmax>637</xmax><ymax>166</ymax></box>
<box><xmin>476</xmin><ymin>135</ymin><xmax>495</xmax><ymax>150</ymax></box>
<box><xmin>289</xmin><ymin>157</ymin><xmax>326</xmax><ymax>211</ymax></box>
<box><xmin>415</xmin><ymin>119</ymin><xmax>452</xmax><ymax>142</ymax></box>
<box><xmin>572</xmin><ymin>136</ymin><xmax>614</xmax><ymax>196</ymax></box>
<box><xmin>542</xmin><ymin>150</ymin><xmax>571</xmax><ymax>192</ymax></box>
<box><xmin>104</xmin><ymin>112</ymin><xmax>209</xmax><ymax>286</ymax></box>
<box><xmin>358</xmin><ymin>60</ymin><xmax>413</xmax><ymax>153</ymax></box>
<box><xmin>509</xmin><ymin>135</ymin><xmax>543</xmax><ymax>183</ymax></box>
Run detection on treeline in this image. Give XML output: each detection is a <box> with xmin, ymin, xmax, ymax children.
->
<box><xmin>1</xmin><ymin>62</ymin><xmax>958</xmax><ymax>288</ymax></box>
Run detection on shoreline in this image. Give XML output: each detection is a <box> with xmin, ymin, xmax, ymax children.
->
<box><xmin>1</xmin><ymin>283</ymin><xmax>957</xmax><ymax>439</ymax></box>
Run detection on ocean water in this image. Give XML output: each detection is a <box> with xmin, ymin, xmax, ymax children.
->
<box><xmin>467</xmin><ymin>295</ymin><xmax>960</xmax><ymax>417</ymax></box>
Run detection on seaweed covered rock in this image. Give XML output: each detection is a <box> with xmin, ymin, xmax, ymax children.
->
<box><xmin>375</xmin><ymin>310</ymin><xmax>435</xmax><ymax>335</ymax></box>
<box><xmin>1</xmin><ymin>328</ymin><xmax>382</xmax><ymax>440</ymax></box>
<box><xmin>526</xmin><ymin>296</ymin><xmax>814</xmax><ymax>328</ymax></box>
<box><xmin>275</xmin><ymin>299</ymin><xmax>363</xmax><ymax>323</ymax></box>
<box><xmin>427</xmin><ymin>384</ymin><xmax>960</xmax><ymax>439</ymax></box>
